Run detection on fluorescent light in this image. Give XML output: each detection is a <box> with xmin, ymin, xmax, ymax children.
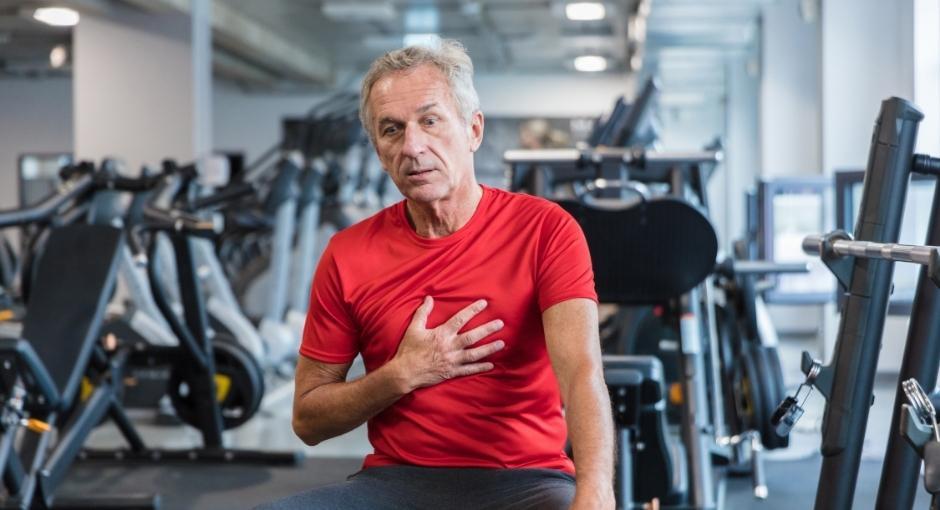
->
<box><xmin>33</xmin><ymin>7</ymin><xmax>80</xmax><ymax>27</ymax></box>
<box><xmin>321</xmin><ymin>2</ymin><xmax>396</xmax><ymax>22</ymax></box>
<box><xmin>574</xmin><ymin>55</ymin><xmax>607</xmax><ymax>72</ymax></box>
<box><xmin>566</xmin><ymin>2</ymin><xmax>606</xmax><ymax>21</ymax></box>
<box><xmin>403</xmin><ymin>33</ymin><xmax>441</xmax><ymax>48</ymax></box>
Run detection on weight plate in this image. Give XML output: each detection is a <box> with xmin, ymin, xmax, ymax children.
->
<box><xmin>168</xmin><ymin>335</ymin><xmax>264</xmax><ymax>430</ymax></box>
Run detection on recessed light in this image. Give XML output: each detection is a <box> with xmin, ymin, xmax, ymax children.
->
<box><xmin>566</xmin><ymin>2</ymin><xmax>606</xmax><ymax>21</ymax></box>
<box><xmin>574</xmin><ymin>55</ymin><xmax>607</xmax><ymax>72</ymax></box>
<box><xmin>49</xmin><ymin>44</ymin><xmax>68</xmax><ymax>68</ymax></box>
<box><xmin>33</xmin><ymin>7</ymin><xmax>80</xmax><ymax>27</ymax></box>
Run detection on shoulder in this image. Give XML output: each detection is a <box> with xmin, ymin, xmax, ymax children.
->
<box><xmin>485</xmin><ymin>186</ymin><xmax>571</xmax><ymax>223</ymax></box>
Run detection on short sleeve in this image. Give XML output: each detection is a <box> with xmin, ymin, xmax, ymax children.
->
<box><xmin>299</xmin><ymin>240</ymin><xmax>360</xmax><ymax>363</ymax></box>
<box><xmin>535</xmin><ymin>205</ymin><xmax>598</xmax><ymax>312</ymax></box>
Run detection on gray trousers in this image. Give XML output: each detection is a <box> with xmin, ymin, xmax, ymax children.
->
<box><xmin>255</xmin><ymin>465</ymin><xmax>576</xmax><ymax>510</ymax></box>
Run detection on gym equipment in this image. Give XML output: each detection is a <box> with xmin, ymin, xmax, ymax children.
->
<box><xmin>0</xmin><ymin>163</ymin><xmax>298</xmax><ymax>502</ymax></box>
<box><xmin>899</xmin><ymin>378</ymin><xmax>940</xmax><ymax>509</ymax></box>
<box><xmin>587</xmin><ymin>77</ymin><xmax>660</xmax><ymax>149</ymax></box>
<box><xmin>506</xmin><ymin>146</ymin><xmax>728</xmax><ymax>509</ymax></box>
<box><xmin>128</xmin><ymin>168</ymin><xmax>271</xmax><ymax>431</ymax></box>
<box><xmin>224</xmin><ymin>96</ymin><xmax>386</xmax><ymax>370</ymax></box>
<box><xmin>0</xmin><ymin>168</ymin><xmax>159</xmax><ymax>508</ymax></box>
<box><xmin>771</xmin><ymin>96</ymin><xmax>940</xmax><ymax>510</ymax></box>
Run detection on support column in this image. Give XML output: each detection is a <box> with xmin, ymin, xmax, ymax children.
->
<box><xmin>73</xmin><ymin>2</ymin><xmax>211</xmax><ymax>172</ymax></box>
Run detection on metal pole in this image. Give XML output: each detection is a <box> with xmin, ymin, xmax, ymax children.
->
<box><xmin>813</xmin><ymin>97</ymin><xmax>923</xmax><ymax>510</ymax></box>
<box><xmin>678</xmin><ymin>289</ymin><xmax>716</xmax><ymax>509</ymax></box>
<box><xmin>875</xmin><ymin>180</ymin><xmax>940</xmax><ymax>509</ymax></box>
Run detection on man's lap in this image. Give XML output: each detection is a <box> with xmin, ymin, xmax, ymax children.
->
<box><xmin>254</xmin><ymin>465</ymin><xmax>576</xmax><ymax>510</ymax></box>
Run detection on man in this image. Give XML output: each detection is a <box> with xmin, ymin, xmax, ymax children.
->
<box><xmin>263</xmin><ymin>39</ymin><xmax>614</xmax><ymax>510</ymax></box>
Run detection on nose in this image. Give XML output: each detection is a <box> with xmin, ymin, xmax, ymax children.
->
<box><xmin>401</xmin><ymin>123</ymin><xmax>427</xmax><ymax>158</ymax></box>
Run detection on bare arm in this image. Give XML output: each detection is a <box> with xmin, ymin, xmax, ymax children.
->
<box><xmin>543</xmin><ymin>298</ymin><xmax>615</xmax><ymax>510</ymax></box>
<box><xmin>292</xmin><ymin>296</ymin><xmax>505</xmax><ymax>445</ymax></box>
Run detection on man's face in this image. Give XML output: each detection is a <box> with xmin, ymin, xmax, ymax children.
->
<box><xmin>368</xmin><ymin>64</ymin><xmax>484</xmax><ymax>204</ymax></box>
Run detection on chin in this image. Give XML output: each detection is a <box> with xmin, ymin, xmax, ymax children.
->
<box><xmin>402</xmin><ymin>183</ymin><xmax>451</xmax><ymax>203</ymax></box>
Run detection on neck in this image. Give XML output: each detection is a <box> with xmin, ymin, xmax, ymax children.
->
<box><xmin>405</xmin><ymin>181</ymin><xmax>484</xmax><ymax>238</ymax></box>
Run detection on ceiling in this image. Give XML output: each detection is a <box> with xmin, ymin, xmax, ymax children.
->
<box><xmin>0</xmin><ymin>0</ymin><xmax>771</xmax><ymax>93</ymax></box>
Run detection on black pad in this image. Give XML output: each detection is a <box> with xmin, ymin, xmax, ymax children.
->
<box><xmin>557</xmin><ymin>197</ymin><xmax>718</xmax><ymax>304</ymax></box>
<box><xmin>603</xmin><ymin>354</ymin><xmax>665</xmax><ymax>404</ymax></box>
<box><xmin>925</xmin><ymin>441</ymin><xmax>940</xmax><ymax>494</ymax></box>
<box><xmin>19</xmin><ymin>224</ymin><xmax>123</xmax><ymax>411</ymax></box>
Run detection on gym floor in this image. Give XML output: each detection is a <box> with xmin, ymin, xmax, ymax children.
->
<box><xmin>68</xmin><ymin>348</ymin><xmax>931</xmax><ymax>510</ymax></box>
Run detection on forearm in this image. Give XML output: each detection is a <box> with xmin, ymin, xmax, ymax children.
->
<box><xmin>565</xmin><ymin>365</ymin><xmax>615</xmax><ymax>504</ymax></box>
<box><xmin>292</xmin><ymin>361</ymin><xmax>409</xmax><ymax>445</ymax></box>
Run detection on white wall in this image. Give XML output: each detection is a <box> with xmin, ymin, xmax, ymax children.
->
<box><xmin>0</xmin><ymin>79</ymin><xmax>73</xmax><ymax>208</ymax></box>
<box><xmin>73</xmin><ymin>10</ymin><xmax>202</xmax><ymax>172</ymax></box>
<box><xmin>821</xmin><ymin>0</ymin><xmax>915</xmax><ymax>174</ymax></box>
<box><xmin>760</xmin><ymin>0</ymin><xmax>821</xmax><ymax>177</ymax></box>
<box><xmin>913</xmin><ymin>0</ymin><xmax>940</xmax><ymax>156</ymax></box>
<box><xmin>213</xmin><ymin>86</ymin><xmax>327</xmax><ymax>166</ymax></box>
<box><xmin>475</xmin><ymin>73</ymin><xmax>634</xmax><ymax>118</ymax></box>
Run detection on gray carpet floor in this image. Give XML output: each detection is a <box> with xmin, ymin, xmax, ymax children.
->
<box><xmin>53</xmin><ymin>455</ymin><xmax>931</xmax><ymax>509</ymax></box>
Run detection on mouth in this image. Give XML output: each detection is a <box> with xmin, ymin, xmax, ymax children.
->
<box><xmin>406</xmin><ymin>168</ymin><xmax>435</xmax><ymax>177</ymax></box>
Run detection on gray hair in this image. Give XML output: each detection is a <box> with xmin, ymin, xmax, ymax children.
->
<box><xmin>359</xmin><ymin>39</ymin><xmax>480</xmax><ymax>142</ymax></box>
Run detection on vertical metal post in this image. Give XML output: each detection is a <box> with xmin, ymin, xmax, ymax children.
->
<box><xmin>875</xmin><ymin>180</ymin><xmax>940</xmax><ymax>509</ymax></box>
<box><xmin>813</xmin><ymin>97</ymin><xmax>923</xmax><ymax>510</ymax></box>
<box><xmin>678</xmin><ymin>289</ymin><xmax>716</xmax><ymax>509</ymax></box>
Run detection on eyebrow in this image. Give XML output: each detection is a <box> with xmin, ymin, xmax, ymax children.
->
<box><xmin>377</xmin><ymin>102</ymin><xmax>440</xmax><ymax>127</ymax></box>
<box><xmin>417</xmin><ymin>102</ymin><xmax>439</xmax><ymax>113</ymax></box>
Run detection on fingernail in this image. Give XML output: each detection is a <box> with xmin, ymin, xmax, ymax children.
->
<box><xmin>478</xmin><ymin>299</ymin><xmax>488</xmax><ymax>308</ymax></box>
<box><xmin>496</xmin><ymin>340</ymin><xmax>505</xmax><ymax>349</ymax></box>
<box><xmin>495</xmin><ymin>320</ymin><xmax>504</xmax><ymax>328</ymax></box>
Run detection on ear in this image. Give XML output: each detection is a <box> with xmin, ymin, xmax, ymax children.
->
<box><xmin>468</xmin><ymin>111</ymin><xmax>485</xmax><ymax>152</ymax></box>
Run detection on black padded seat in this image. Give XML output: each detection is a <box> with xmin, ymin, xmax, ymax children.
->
<box><xmin>603</xmin><ymin>355</ymin><xmax>665</xmax><ymax>407</ymax></box>
<box><xmin>557</xmin><ymin>197</ymin><xmax>718</xmax><ymax>305</ymax></box>
<box><xmin>17</xmin><ymin>224</ymin><xmax>123</xmax><ymax>411</ymax></box>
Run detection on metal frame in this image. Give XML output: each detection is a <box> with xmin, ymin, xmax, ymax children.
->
<box><xmin>833</xmin><ymin>169</ymin><xmax>934</xmax><ymax>315</ymax></box>
<box><xmin>796</xmin><ymin>97</ymin><xmax>930</xmax><ymax>510</ymax></box>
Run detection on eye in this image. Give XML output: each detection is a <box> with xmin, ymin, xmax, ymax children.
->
<box><xmin>423</xmin><ymin>116</ymin><xmax>438</xmax><ymax>126</ymax></box>
<box><xmin>381</xmin><ymin>125</ymin><xmax>399</xmax><ymax>137</ymax></box>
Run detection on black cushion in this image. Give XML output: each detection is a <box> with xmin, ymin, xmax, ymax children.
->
<box><xmin>20</xmin><ymin>224</ymin><xmax>123</xmax><ymax>411</ymax></box>
<box><xmin>557</xmin><ymin>197</ymin><xmax>718</xmax><ymax>304</ymax></box>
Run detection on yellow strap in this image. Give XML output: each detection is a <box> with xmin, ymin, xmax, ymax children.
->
<box><xmin>215</xmin><ymin>374</ymin><xmax>232</xmax><ymax>402</ymax></box>
<box><xmin>668</xmin><ymin>382</ymin><xmax>683</xmax><ymax>405</ymax></box>
<box><xmin>80</xmin><ymin>377</ymin><xmax>94</xmax><ymax>401</ymax></box>
<box><xmin>24</xmin><ymin>418</ymin><xmax>51</xmax><ymax>434</ymax></box>
<box><xmin>0</xmin><ymin>310</ymin><xmax>13</xmax><ymax>322</ymax></box>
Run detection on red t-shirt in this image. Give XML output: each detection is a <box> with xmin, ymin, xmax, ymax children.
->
<box><xmin>300</xmin><ymin>185</ymin><xmax>597</xmax><ymax>474</ymax></box>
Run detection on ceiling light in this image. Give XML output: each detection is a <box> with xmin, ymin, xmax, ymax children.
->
<box><xmin>629</xmin><ymin>53</ymin><xmax>643</xmax><ymax>72</ymax></box>
<box><xmin>403</xmin><ymin>33</ymin><xmax>441</xmax><ymax>48</ymax></box>
<box><xmin>566</xmin><ymin>2</ymin><xmax>606</xmax><ymax>21</ymax></box>
<box><xmin>574</xmin><ymin>55</ymin><xmax>607</xmax><ymax>72</ymax></box>
<box><xmin>33</xmin><ymin>7</ymin><xmax>80</xmax><ymax>27</ymax></box>
<box><xmin>49</xmin><ymin>44</ymin><xmax>68</xmax><ymax>68</ymax></box>
<box><xmin>321</xmin><ymin>2</ymin><xmax>396</xmax><ymax>22</ymax></box>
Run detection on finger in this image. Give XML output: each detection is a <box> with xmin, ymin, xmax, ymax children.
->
<box><xmin>409</xmin><ymin>296</ymin><xmax>434</xmax><ymax>329</ymax></box>
<box><xmin>459</xmin><ymin>320</ymin><xmax>504</xmax><ymax>347</ymax></box>
<box><xmin>450</xmin><ymin>362</ymin><xmax>495</xmax><ymax>378</ymax></box>
<box><xmin>441</xmin><ymin>299</ymin><xmax>488</xmax><ymax>335</ymax></box>
<box><xmin>460</xmin><ymin>340</ymin><xmax>505</xmax><ymax>363</ymax></box>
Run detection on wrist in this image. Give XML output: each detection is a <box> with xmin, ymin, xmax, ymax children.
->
<box><xmin>381</xmin><ymin>358</ymin><xmax>415</xmax><ymax>395</ymax></box>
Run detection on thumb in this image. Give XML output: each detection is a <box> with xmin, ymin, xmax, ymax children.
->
<box><xmin>410</xmin><ymin>296</ymin><xmax>433</xmax><ymax>330</ymax></box>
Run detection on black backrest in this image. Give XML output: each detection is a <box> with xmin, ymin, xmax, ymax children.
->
<box><xmin>20</xmin><ymin>224</ymin><xmax>123</xmax><ymax>410</ymax></box>
<box><xmin>557</xmin><ymin>197</ymin><xmax>718</xmax><ymax>304</ymax></box>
